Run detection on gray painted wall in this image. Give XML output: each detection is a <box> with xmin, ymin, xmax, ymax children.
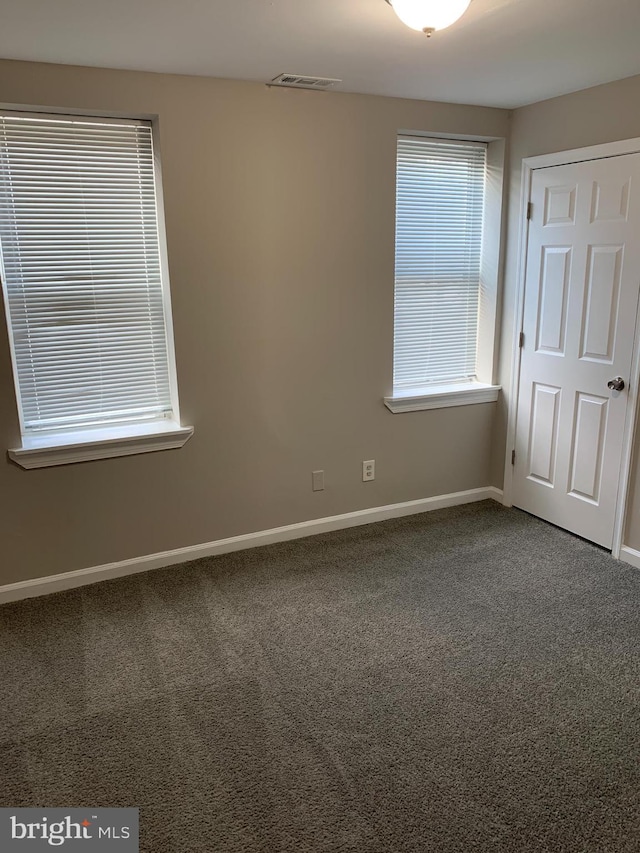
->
<box><xmin>0</xmin><ymin>59</ymin><xmax>509</xmax><ymax>585</ymax></box>
<box><xmin>494</xmin><ymin>73</ymin><xmax>640</xmax><ymax>549</ymax></box>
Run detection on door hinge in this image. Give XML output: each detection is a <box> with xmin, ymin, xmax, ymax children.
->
<box><xmin>511</xmin><ymin>449</ymin><xmax>516</xmax><ymax>466</ymax></box>
<box><xmin>527</xmin><ymin>202</ymin><xmax>533</xmax><ymax>220</ymax></box>
<box><xmin>519</xmin><ymin>331</ymin><xmax>525</xmax><ymax>349</ymax></box>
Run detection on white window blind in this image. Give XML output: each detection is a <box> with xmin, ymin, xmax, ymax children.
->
<box><xmin>393</xmin><ymin>136</ymin><xmax>486</xmax><ymax>392</ymax></box>
<box><xmin>0</xmin><ymin>111</ymin><xmax>175</xmax><ymax>435</ymax></box>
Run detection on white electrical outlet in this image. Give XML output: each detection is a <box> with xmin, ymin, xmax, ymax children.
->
<box><xmin>312</xmin><ymin>470</ymin><xmax>325</xmax><ymax>492</ymax></box>
<box><xmin>362</xmin><ymin>460</ymin><xmax>375</xmax><ymax>482</ymax></box>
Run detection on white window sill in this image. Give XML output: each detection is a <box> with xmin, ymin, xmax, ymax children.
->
<box><xmin>8</xmin><ymin>421</ymin><xmax>194</xmax><ymax>469</ymax></box>
<box><xmin>384</xmin><ymin>383</ymin><xmax>501</xmax><ymax>414</ymax></box>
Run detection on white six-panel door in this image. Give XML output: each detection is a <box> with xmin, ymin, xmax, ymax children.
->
<box><xmin>513</xmin><ymin>154</ymin><xmax>640</xmax><ymax>548</ymax></box>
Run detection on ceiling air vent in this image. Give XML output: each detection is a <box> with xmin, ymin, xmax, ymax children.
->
<box><xmin>268</xmin><ymin>73</ymin><xmax>342</xmax><ymax>91</ymax></box>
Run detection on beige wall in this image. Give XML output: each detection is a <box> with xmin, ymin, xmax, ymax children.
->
<box><xmin>0</xmin><ymin>59</ymin><xmax>509</xmax><ymax>585</ymax></box>
<box><xmin>493</xmin><ymin>73</ymin><xmax>640</xmax><ymax>549</ymax></box>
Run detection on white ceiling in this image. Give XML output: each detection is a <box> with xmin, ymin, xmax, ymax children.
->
<box><xmin>1</xmin><ymin>0</ymin><xmax>640</xmax><ymax>109</ymax></box>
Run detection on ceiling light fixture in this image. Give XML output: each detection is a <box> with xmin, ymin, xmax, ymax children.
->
<box><xmin>385</xmin><ymin>0</ymin><xmax>472</xmax><ymax>37</ymax></box>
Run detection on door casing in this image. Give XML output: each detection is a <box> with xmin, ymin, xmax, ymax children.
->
<box><xmin>503</xmin><ymin>137</ymin><xmax>640</xmax><ymax>558</ymax></box>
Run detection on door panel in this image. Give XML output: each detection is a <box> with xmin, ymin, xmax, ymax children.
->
<box><xmin>527</xmin><ymin>384</ymin><xmax>561</xmax><ymax>486</ymax></box>
<box><xmin>536</xmin><ymin>247</ymin><xmax>571</xmax><ymax>354</ymax></box>
<box><xmin>580</xmin><ymin>245</ymin><xmax>622</xmax><ymax>362</ymax></box>
<box><xmin>567</xmin><ymin>393</ymin><xmax>608</xmax><ymax>503</ymax></box>
<box><xmin>590</xmin><ymin>178</ymin><xmax>630</xmax><ymax>223</ymax></box>
<box><xmin>513</xmin><ymin>154</ymin><xmax>640</xmax><ymax>548</ymax></box>
<box><xmin>544</xmin><ymin>184</ymin><xmax>577</xmax><ymax>226</ymax></box>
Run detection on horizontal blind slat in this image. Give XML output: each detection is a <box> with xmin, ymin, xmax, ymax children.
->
<box><xmin>0</xmin><ymin>110</ymin><xmax>174</xmax><ymax>434</ymax></box>
<box><xmin>393</xmin><ymin>137</ymin><xmax>486</xmax><ymax>391</ymax></box>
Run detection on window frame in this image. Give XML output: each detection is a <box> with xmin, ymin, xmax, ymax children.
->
<box><xmin>0</xmin><ymin>108</ymin><xmax>193</xmax><ymax>468</ymax></box>
<box><xmin>385</xmin><ymin>132</ymin><xmax>505</xmax><ymax>414</ymax></box>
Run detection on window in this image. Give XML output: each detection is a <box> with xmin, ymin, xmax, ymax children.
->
<box><xmin>0</xmin><ymin>110</ymin><xmax>192</xmax><ymax>468</ymax></box>
<box><xmin>386</xmin><ymin>136</ymin><xmax>501</xmax><ymax>413</ymax></box>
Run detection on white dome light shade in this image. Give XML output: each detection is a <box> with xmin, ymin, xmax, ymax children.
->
<box><xmin>389</xmin><ymin>0</ymin><xmax>472</xmax><ymax>33</ymax></box>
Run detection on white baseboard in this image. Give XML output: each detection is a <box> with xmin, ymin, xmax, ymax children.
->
<box><xmin>0</xmin><ymin>486</ymin><xmax>503</xmax><ymax>605</ymax></box>
<box><xmin>619</xmin><ymin>545</ymin><xmax>640</xmax><ymax>570</ymax></box>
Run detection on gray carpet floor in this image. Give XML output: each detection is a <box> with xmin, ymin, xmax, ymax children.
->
<box><xmin>1</xmin><ymin>500</ymin><xmax>640</xmax><ymax>852</ymax></box>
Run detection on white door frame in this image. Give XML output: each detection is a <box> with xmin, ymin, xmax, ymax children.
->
<box><xmin>503</xmin><ymin>137</ymin><xmax>640</xmax><ymax>559</ymax></box>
